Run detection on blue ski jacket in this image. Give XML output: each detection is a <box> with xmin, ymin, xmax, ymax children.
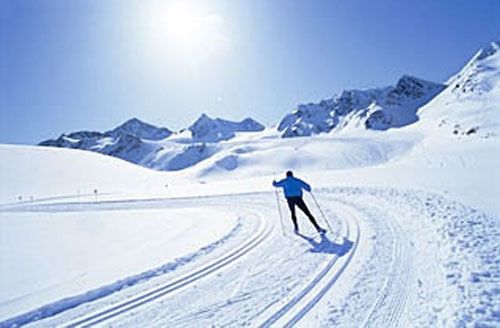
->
<box><xmin>272</xmin><ymin>176</ymin><xmax>311</xmax><ymax>198</ymax></box>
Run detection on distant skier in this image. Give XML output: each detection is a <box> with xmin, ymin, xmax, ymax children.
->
<box><xmin>273</xmin><ymin>171</ymin><xmax>326</xmax><ymax>235</ymax></box>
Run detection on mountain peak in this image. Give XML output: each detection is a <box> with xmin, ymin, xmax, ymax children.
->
<box><xmin>193</xmin><ymin>113</ymin><xmax>213</xmax><ymax>123</ymax></box>
<box><xmin>106</xmin><ymin>118</ymin><xmax>172</xmax><ymax>140</ymax></box>
<box><xmin>395</xmin><ymin>75</ymin><xmax>444</xmax><ymax>89</ymax></box>
<box><xmin>390</xmin><ymin>75</ymin><xmax>445</xmax><ymax>100</ymax></box>
<box><xmin>397</xmin><ymin>74</ymin><xmax>425</xmax><ymax>85</ymax></box>
<box><xmin>445</xmin><ymin>37</ymin><xmax>500</xmax><ymax>96</ymax></box>
<box><xmin>278</xmin><ymin>75</ymin><xmax>446</xmax><ymax>137</ymax></box>
<box><xmin>122</xmin><ymin>117</ymin><xmax>143</xmax><ymax>125</ymax></box>
<box><xmin>418</xmin><ymin>37</ymin><xmax>500</xmax><ymax>136</ymax></box>
<box><xmin>189</xmin><ymin>115</ymin><xmax>265</xmax><ymax>142</ymax></box>
<box><xmin>476</xmin><ymin>38</ymin><xmax>500</xmax><ymax>61</ymax></box>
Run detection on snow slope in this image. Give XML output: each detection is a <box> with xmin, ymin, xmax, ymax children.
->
<box><xmin>417</xmin><ymin>38</ymin><xmax>500</xmax><ymax>137</ymax></box>
<box><xmin>186</xmin><ymin>131</ymin><xmax>419</xmax><ymax>179</ymax></box>
<box><xmin>0</xmin><ymin>208</ymin><xmax>238</xmax><ymax>323</ymax></box>
<box><xmin>0</xmin><ymin>144</ymin><xmax>247</xmax><ymax>326</ymax></box>
<box><xmin>0</xmin><ymin>174</ymin><xmax>497</xmax><ymax>327</ymax></box>
<box><xmin>0</xmin><ymin>144</ymin><xmax>171</xmax><ymax>204</ymax></box>
<box><xmin>1</xmin><ymin>39</ymin><xmax>499</xmax><ymax>328</ymax></box>
<box><xmin>1</xmin><ymin>110</ymin><xmax>499</xmax><ymax>327</ymax></box>
<box><xmin>277</xmin><ymin>75</ymin><xmax>445</xmax><ymax>137</ymax></box>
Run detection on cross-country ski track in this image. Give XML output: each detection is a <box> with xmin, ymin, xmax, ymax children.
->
<box><xmin>2</xmin><ymin>187</ymin><xmax>495</xmax><ymax>327</ymax></box>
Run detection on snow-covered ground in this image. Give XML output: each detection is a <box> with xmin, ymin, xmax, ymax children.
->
<box><xmin>1</xmin><ymin>118</ymin><xmax>499</xmax><ymax>327</ymax></box>
<box><xmin>0</xmin><ymin>144</ymin><xmax>169</xmax><ymax>205</ymax></box>
<box><xmin>0</xmin><ymin>208</ymin><xmax>237</xmax><ymax>323</ymax></box>
<box><xmin>1</xmin><ymin>39</ymin><xmax>499</xmax><ymax>328</ymax></box>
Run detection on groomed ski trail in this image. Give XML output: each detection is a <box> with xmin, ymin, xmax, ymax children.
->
<box><xmin>256</xmin><ymin>199</ymin><xmax>360</xmax><ymax>327</ymax></box>
<box><xmin>5</xmin><ymin>187</ymin><xmax>491</xmax><ymax>327</ymax></box>
<box><xmin>332</xmin><ymin>196</ymin><xmax>414</xmax><ymax>328</ymax></box>
<box><xmin>66</xmin><ymin>208</ymin><xmax>271</xmax><ymax>327</ymax></box>
<box><xmin>1</xmin><ymin>196</ymin><xmax>272</xmax><ymax>327</ymax></box>
<box><xmin>92</xmin><ymin>193</ymin><xmax>364</xmax><ymax>327</ymax></box>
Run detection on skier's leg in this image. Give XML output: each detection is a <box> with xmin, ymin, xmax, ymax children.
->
<box><xmin>286</xmin><ymin>198</ymin><xmax>299</xmax><ymax>232</ymax></box>
<box><xmin>296</xmin><ymin>198</ymin><xmax>322</xmax><ymax>230</ymax></box>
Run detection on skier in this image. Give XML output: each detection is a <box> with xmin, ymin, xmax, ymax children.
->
<box><xmin>273</xmin><ymin>171</ymin><xmax>326</xmax><ymax>235</ymax></box>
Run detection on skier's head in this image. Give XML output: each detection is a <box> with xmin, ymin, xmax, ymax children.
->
<box><xmin>286</xmin><ymin>170</ymin><xmax>293</xmax><ymax>177</ymax></box>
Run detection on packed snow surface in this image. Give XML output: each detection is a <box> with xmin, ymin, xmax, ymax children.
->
<box><xmin>1</xmin><ymin>39</ymin><xmax>499</xmax><ymax>327</ymax></box>
<box><xmin>0</xmin><ymin>144</ymin><xmax>168</xmax><ymax>204</ymax></box>
<box><xmin>1</xmin><ymin>118</ymin><xmax>499</xmax><ymax>327</ymax></box>
<box><xmin>0</xmin><ymin>208</ymin><xmax>237</xmax><ymax>323</ymax></box>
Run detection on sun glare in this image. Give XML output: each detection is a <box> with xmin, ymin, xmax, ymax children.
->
<box><xmin>146</xmin><ymin>2</ymin><xmax>226</xmax><ymax>57</ymax></box>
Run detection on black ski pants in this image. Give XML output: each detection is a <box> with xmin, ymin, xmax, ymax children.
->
<box><xmin>286</xmin><ymin>196</ymin><xmax>321</xmax><ymax>230</ymax></box>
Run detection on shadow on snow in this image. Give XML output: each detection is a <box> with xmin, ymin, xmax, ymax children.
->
<box><xmin>297</xmin><ymin>233</ymin><xmax>353</xmax><ymax>256</ymax></box>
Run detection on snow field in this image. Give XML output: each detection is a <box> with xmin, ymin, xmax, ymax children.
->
<box><xmin>102</xmin><ymin>192</ymin><xmax>347</xmax><ymax>327</ymax></box>
<box><xmin>316</xmin><ymin>188</ymin><xmax>499</xmax><ymax>327</ymax></box>
<box><xmin>1</xmin><ymin>97</ymin><xmax>499</xmax><ymax>327</ymax></box>
<box><xmin>0</xmin><ymin>170</ymin><xmax>497</xmax><ymax>326</ymax></box>
<box><xmin>0</xmin><ymin>206</ymin><xmax>238</xmax><ymax>326</ymax></box>
<box><xmin>184</xmin><ymin>131</ymin><xmax>419</xmax><ymax>179</ymax></box>
<box><xmin>0</xmin><ymin>145</ymin><xmax>170</xmax><ymax>205</ymax></box>
<box><xmin>2</xmin><ymin>196</ymin><xmax>267</xmax><ymax>327</ymax></box>
<box><xmin>33</xmin><ymin>187</ymin><xmax>495</xmax><ymax>327</ymax></box>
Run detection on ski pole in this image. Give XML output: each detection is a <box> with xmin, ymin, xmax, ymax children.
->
<box><xmin>310</xmin><ymin>191</ymin><xmax>334</xmax><ymax>232</ymax></box>
<box><xmin>275</xmin><ymin>189</ymin><xmax>286</xmax><ymax>236</ymax></box>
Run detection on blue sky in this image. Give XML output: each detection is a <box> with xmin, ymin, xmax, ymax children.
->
<box><xmin>1</xmin><ymin>0</ymin><xmax>499</xmax><ymax>144</ymax></box>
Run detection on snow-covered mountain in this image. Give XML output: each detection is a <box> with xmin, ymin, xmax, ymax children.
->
<box><xmin>39</xmin><ymin>118</ymin><xmax>164</xmax><ymax>164</ymax></box>
<box><xmin>37</xmin><ymin>39</ymin><xmax>500</xmax><ymax>173</ymax></box>
<box><xmin>40</xmin><ymin>118</ymin><xmax>172</xmax><ymax>149</ymax></box>
<box><xmin>143</xmin><ymin>115</ymin><xmax>265</xmax><ymax>170</ymax></box>
<box><xmin>416</xmin><ymin>38</ymin><xmax>500</xmax><ymax>137</ymax></box>
<box><xmin>39</xmin><ymin>130</ymin><xmax>106</xmax><ymax>150</ymax></box>
<box><xmin>278</xmin><ymin>75</ymin><xmax>445</xmax><ymax>137</ymax></box>
<box><xmin>3</xmin><ymin>39</ymin><xmax>500</xmax><ymax>328</ymax></box>
<box><xmin>39</xmin><ymin>115</ymin><xmax>266</xmax><ymax>171</ymax></box>
<box><xmin>188</xmin><ymin>114</ymin><xmax>265</xmax><ymax>142</ymax></box>
<box><xmin>106</xmin><ymin>118</ymin><xmax>172</xmax><ymax>140</ymax></box>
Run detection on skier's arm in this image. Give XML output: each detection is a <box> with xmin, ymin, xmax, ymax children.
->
<box><xmin>273</xmin><ymin>179</ymin><xmax>285</xmax><ymax>187</ymax></box>
<box><xmin>299</xmin><ymin>179</ymin><xmax>312</xmax><ymax>192</ymax></box>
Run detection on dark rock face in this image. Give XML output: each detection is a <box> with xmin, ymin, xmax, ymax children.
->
<box><xmin>105</xmin><ymin>118</ymin><xmax>172</xmax><ymax>141</ymax></box>
<box><xmin>38</xmin><ymin>118</ymin><xmax>171</xmax><ymax>165</ymax></box>
<box><xmin>39</xmin><ymin>131</ymin><xmax>105</xmax><ymax>149</ymax></box>
<box><xmin>277</xmin><ymin>75</ymin><xmax>445</xmax><ymax>137</ymax></box>
<box><xmin>38</xmin><ymin>115</ymin><xmax>265</xmax><ymax>171</ymax></box>
<box><xmin>189</xmin><ymin>114</ymin><xmax>265</xmax><ymax>142</ymax></box>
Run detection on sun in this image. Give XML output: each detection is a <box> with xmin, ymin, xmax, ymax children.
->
<box><xmin>146</xmin><ymin>2</ymin><xmax>226</xmax><ymax>57</ymax></box>
<box><xmin>164</xmin><ymin>4</ymin><xmax>204</xmax><ymax>43</ymax></box>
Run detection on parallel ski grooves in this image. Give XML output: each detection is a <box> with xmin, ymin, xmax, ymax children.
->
<box><xmin>258</xmin><ymin>200</ymin><xmax>361</xmax><ymax>327</ymax></box>
<box><xmin>65</xmin><ymin>209</ymin><xmax>271</xmax><ymax>327</ymax></box>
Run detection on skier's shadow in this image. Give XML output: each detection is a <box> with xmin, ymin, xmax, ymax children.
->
<box><xmin>296</xmin><ymin>233</ymin><xmax>353</xmax><ymax>256</ymax></box>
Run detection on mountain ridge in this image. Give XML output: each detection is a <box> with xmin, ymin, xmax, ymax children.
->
<box><xmin>277</xmin><ymin>75</ymin><xmax>446</xmax><ymax>138</ymax></box>
<box><xmin>37</xmin><ymin>38</ymin><xmax>499</xmax><ymax>171</ymax></box>
<box><xmin>39</xmin><ymin>115</ymin><xmax>267</xmax><ymax>171</ymax></box>
<box><xmin>416</xmin><ymin>38</ymin><xmax>500</xmax><ymax>137</ymax></box>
